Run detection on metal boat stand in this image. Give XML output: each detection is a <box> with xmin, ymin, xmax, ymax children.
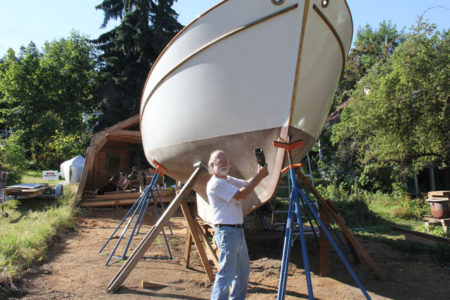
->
<box><xmin>273</xmin><ymin>139</ymin><xmax>373</xmax><ymax>300</ymax></box>
<box><xmin>99</xmin><ymin>162</ymin><xmax>173</xmax><ymax>266</ymax></box>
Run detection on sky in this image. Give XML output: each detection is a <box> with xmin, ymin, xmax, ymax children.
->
<box><xmin>0</xmin><ymin>0</ymin><xmax>449</xmax><ymax>56</ymax></box>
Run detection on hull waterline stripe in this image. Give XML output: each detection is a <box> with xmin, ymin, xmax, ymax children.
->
<box><xmin>288</xmin><ymin>0</ymin><xmax>310</xmax><ymax>128</ymax></box>
<box><xmin>312</xmin><ymin>4</ymin><xmax>346</xmax><ymax>79</ymax></box>
<box><xmin>140</xmin><ymin>3</ymin><xmax>299</xmax><ymax>119</ymax></box>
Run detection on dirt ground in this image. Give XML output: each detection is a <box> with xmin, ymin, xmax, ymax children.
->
<box><xmin>7</xmin><ymin>207</ymin><xmax>450</xmax><ymax>300</ymax></box>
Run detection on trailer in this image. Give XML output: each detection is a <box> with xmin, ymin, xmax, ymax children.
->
<box><xmin>1</xmin><ymin>183</ymin><xmax>63</xmax><ymax>217</ymax></box>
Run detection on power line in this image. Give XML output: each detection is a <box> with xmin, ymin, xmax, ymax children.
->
<box><xmin>0</xmin><ymin>26</ymin><xmax>56</xmax><ymax>40</ymax></box>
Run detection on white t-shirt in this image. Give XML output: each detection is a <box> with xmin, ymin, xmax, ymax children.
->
<box><xmin>206</xmin><ymin>175</ymin><xmax>248</xmax><ymax>225</ymax></box>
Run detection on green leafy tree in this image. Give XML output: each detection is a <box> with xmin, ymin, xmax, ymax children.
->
<box><xmin>94</xmin><ymin>0</ymin><xmax>182</xmax><ymax>128</ymax></box>
<box><xmin>318</xmin><ymin>21</ymin><xmax>405</xmax><ymax>187</ymax></box>
<box><xmin>42</xmin><ymin>130</ymin><xmax>90</xmax><ymax>168</ymax></box>
<box><xmin>332</xmin><ymin>20</ymin><xmax>449</xmax><ymax>188</ymax></box>
<box><xmin>335</xmin><ymin>21</ymin><xmax>405</xmax><ymax>107</ymax></box>
<box><xmin>0</xmin><ymin>33</ymin><xmax>102</xmax><ymax>168</ymax></box>
<box><xmin>0</xmin><ymin>130</ymin><xmax>28</xmax><ymax>183</ymax></box>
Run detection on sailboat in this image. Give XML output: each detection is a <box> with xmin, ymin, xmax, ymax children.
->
<box><xmin>140</xmin><ymin>0</ymin><xmax>353</xmax><ymax>214</ymax></box>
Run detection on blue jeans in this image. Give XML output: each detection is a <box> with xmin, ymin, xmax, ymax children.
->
<box><xmin>211</xmin><ymin>226</ymin><xmax>250</xmax><ymax>300</ymax></box>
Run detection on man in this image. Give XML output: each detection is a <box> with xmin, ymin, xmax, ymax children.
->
<box><xmin>207</xmin><ymin>149</ymin><xmax>269</xmax><ymax>300</ymax></box>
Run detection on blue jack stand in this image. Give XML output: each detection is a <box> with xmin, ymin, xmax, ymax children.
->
<box><xmin>274</xmin><ymin>139</ymin><xmax>372</xmax><ymax>300</ymax></box>
<box><xmin>99</xmin><ymin>163</ymin><xmax>173</xmax><ymax>265</ymax></box>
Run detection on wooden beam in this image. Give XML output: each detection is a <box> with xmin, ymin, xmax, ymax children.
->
<box><xmin>181</xmin><ymin>203</ymin><xmax>215</xmax><ymax>282</ymax></box>
<box><xmin>105</xmin><ymin>114</ymin><xmax>140</xmax><ymax>132</ymax></box>
<box><xmin>183</xmin><ymin>229</ymin><xmax>193</xmax><ymax>268</ymax></box>
<box><xmin>106</xmin><ymin>130</ymin><xmax>142</xmax><ymax>144</ymax></box>
<box><xmin>107</xmin><ymin>165</ymin><xmax>204</xmax><ymax>292</ymax></box>
<box><xmin>196</xmin><ymin>222</ymin><xmax>219</xmax><ymax>270</ymax></box>
<box><xmin>75</xmin><ymin>134</ymin><xmax>108</xmax><ymax>205</ymax></box>
<box><xmin>295</xmin><ymin>169</ymin><xmax>384</xmax><ymax>280</ymax></box>
<box><xmin>139</xmin><ymin>280</ymin><xmax>168</xmax><ymax>289</ymax></box>
<box><xmin>92</xmin><ymin>190</ymin><xmax>174</xmax><ymax>200</ymax></box>
<box><xmin>78</xmin><ymin>195</ymin><xmax>196</xmax><ymax>208</ymax></box>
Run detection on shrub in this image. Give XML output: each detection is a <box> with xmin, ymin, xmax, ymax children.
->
<box><xmin>0</xmin><ymin>131</ymin><xmax>29</xmax><ymax>183</ymax></box>
<box><xmin>36</xmin><ymin>130</ymin><xmax>89</xmax><ymax>169</ymax></box>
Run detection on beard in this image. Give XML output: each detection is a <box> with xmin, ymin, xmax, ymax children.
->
<box><xmin>214</xmin><ymin>165</ymin><xmax>229</xmax><ymax>177</ymax></box>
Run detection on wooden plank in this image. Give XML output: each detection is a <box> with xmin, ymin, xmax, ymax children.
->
<box><xmin>75</xmin><ymin>144</ymin><xmax>100</xmax><ymax>204</ymax></box>
<box><xmin>78</xmin><ymin>194</ymin><xmax>195</xmax><ymax>208</ymax></box>
<box><xmin>196</xmin><ymin>221</ymin><xmax>219</xmax><ymax>270</ymax></box>
<box><xmin>183</xmin><ymin>229</ymin><xmax>193</xmax><ymax>268</ymax></box>
<box><xmin>107</xmin><ymin>165</ymin><xmax>204</xmax><ymax>292</ymax></box>
<box><xmin>78</xmin><ymin>199</ymin><xmax>137</xmax><ymax>207</ymax></box>
<box><xmin>139</xmin><ymin>280</ymin><xmax>168</xmax><ymax>289</ymax></box>
<box><xmin>104</xmin><ymin>114</ymin><xmax>140</xmax><ymax>132</ymax></box>
<box><xmin>101</xmin><ymin>190</ymin><xmax>175</xmax><ymax>198</ymax></box>
<box><xmin>4</xmin><ymin>185</ymin><xmax>48</xmax><ymax>194</ymax></box>
<box><xmin>181</xmin><ymin>203</ymin><xmax>215</xmax><ymax>282</ymax></box>
<box><xmin>93</xmin><ymin>192</ymin><xmax>141</xmax><ymax>200</ymax></box>
<box><xmin>428</xmin><ymin>190</ymin><xmax>450</xmax><ymax>198</ymax></box>
<box><xmin>106</xmin><ymin>130</ymin><xmax>142</xmax><ymax>144</ymax></box>
<box><xmin>295</xmin><ymin>169</ymin><xmax>384</xmax><ymax>280</ymax></box>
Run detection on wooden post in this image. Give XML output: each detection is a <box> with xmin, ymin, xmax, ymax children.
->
<box><xmin>183</xmin><ymin>228</ymin><xmax>193</xmax><ymax>268</ymax></box>
<box><xmin>184</xmin><ymin>221</ymin><xmax>219</xmax><ymax>271</ymax></box>
<box><xmin>181</xmin><ymin>203</ymin><xmax>215</xmax><ymax>282</ymax></box>
<box><xmin>196</xmin><ymin>222</ymin><xmax>219</xmax><ymax>270</ymax></box>
<box><xmin>107</xmin><ymin>164</ymin><xmax>204</xmax><ymax>292</ymax></box>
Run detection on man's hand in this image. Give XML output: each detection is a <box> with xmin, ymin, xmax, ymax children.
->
<box><xmin>257</xmin><ymin>164</ymin><xmax>269</xmax><ymax>179</ymax></box>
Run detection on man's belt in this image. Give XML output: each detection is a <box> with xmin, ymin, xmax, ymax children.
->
<box><xmin>214</xmin><ymin>224</ymin><xmax>243</xmax><ymax>229</ymax></box>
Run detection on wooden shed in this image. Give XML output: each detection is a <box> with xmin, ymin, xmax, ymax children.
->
<box><xmin>75</xmin><ymin>115</ymin><xmax>179</xmax><ymax>207</ymax></box>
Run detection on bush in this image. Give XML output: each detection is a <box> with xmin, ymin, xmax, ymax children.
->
<box><xmin>36</xmin><ymin>130</ymin><xmax>89</xmax><ymax>169</ymax></box>
<box><xmin>316</xmin><ymin>179</ymin><xmax>428</xmax><ymax>228</ymax></box>
<box><xmin>0</xmin><ymin>131</ymin><xmax>29</xmax><ymax>183</ymax></box>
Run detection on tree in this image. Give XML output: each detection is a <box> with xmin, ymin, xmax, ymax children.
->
<box><xmin>331</xmin><ymin>20</ymin><xmax>449</xmax><ymax>188</ymax></box>
<box><xmin>0</xmin><ymin>33</ymin><xmax>102</xmax><ymax>168</ymax></box>
<box><xmin>334</xmin><ymin>21</ymin><xmax>405</xmax><ymax>107</ymax></box>
<box><xmin>317</xmin><ymin>21</ymin><xmax>406</xmax><ymax>188</ymax></box>
<box><xmin>94</xmin><ymin>0</ymin><xmax>182</xmax><ymax>128</ymax></box>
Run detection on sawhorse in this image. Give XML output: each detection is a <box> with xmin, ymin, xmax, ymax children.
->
<box><xmin>107</xmin><ymin>161</ymin><xmax>215</xmax><ymax>292</ymax></box>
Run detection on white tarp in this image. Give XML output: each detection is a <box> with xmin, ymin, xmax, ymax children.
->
<box><xmin>60</xmin><ymin>155</ymin><xmax>85</xmax><ymax>183</ymax></box>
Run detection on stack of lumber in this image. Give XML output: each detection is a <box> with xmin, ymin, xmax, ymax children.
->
<box><xmin>78</xmin><ymin>189</ymin><xmax>194</xmax><ymax>207</ymax></box>
<box><xmin>3</xmin><ymin>183</ymin><xmax>50</xmax><ymax>199</ymax></box>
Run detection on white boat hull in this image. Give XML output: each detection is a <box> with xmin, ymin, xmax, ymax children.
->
<box><xmin>140</xmin><ymin>0</ymin><xmax>352</xmax><ymax>214</ymax></box>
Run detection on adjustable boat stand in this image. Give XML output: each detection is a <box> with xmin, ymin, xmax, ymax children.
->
<box><xmin>99</xmin><ymin>162</ymin><xmax>173</xmax><ymax>266</ymax></box>
<box><xmin>274</xmin><ymin>139</ymin><xmax>372</xmax><ymax>300</ymax></box>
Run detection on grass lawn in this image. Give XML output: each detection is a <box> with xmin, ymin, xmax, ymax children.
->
<box><xmin>0</xmin><ymin>171</ymin><xmax>77</xmax><ymax>281</ymax></box>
